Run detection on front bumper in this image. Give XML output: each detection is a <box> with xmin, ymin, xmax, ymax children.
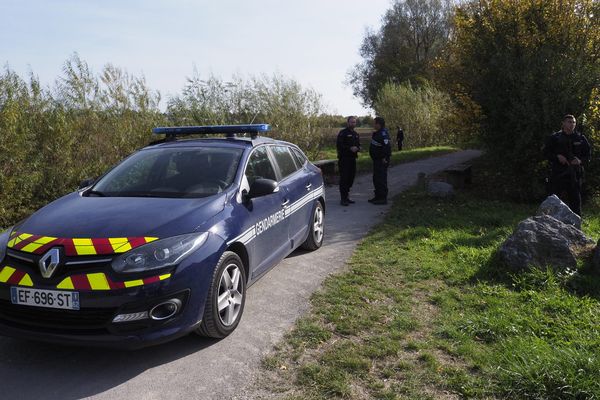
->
<box><xmin>0</xmin><ymin>239</ymin><xmax>224</xmax><ymax>349</ymax></box>
<box><xmin>0</xmin><ymin>285</ymin><xmax>197</xmax><ymax>349</ymax></box>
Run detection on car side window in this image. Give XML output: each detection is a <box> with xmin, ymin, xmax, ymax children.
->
<box><xmin>291</xmin><ymin>147</ymin><xmax>307</xmax><ymax>168</ymax></box>
<box><xmin>245</xmin><ymin>147</ymin><xmax>277</xmax><ymax>186</ymax></box>
<box><xmin>271</xmin><ymin>146</ymin><xmax>299</xmax><ymax>180</ymax></box>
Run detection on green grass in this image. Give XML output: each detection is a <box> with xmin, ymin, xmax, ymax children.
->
<box><xmin>313</xmin><ymin>146</ymin><xmax>458</xmax><ymax>174</ymax></box>
<box><xmin>258</xmin><ymin>160</ymin><xmax>600</xmax><ymax>399</ymax></box>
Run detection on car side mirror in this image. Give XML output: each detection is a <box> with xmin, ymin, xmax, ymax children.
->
<box><xmin>246</xmin><ymin>179</ymin><xmax>279</xmax><ymax>199</ymax></box>
<box><xmin>78</xmin><ymin>178</ymin><xmax>96</xmax><ymax>189</ymax></box>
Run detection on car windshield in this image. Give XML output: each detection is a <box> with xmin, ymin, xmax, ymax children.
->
<box><xmin>90</xmin><ymin>146</ymin><xmax>244</xmax><ymax>198</ymax></box>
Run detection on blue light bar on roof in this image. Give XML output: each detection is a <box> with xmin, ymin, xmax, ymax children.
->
<box><xmin>152</xmin><ymin>124</ymin><xmax>271</xmax><ymax>136</ymax></box>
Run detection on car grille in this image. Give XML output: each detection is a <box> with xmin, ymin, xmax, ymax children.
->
<box><xmin>0</xmin><ymin>300</ymin><xmax>116</xmax><ymax>334</ymax></box>
<box><xmin>4</xmin><ymin>251</ymin><xmax>113</xmax><ymax>285</ymax></box>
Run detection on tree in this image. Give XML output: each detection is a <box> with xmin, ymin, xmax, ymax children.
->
<box><xmin>446</xmin><ymin>0</ymin><xmax>600</xmax><ymax>199</ymax></box>
<box><xmin>358</xmin><ymin>115</ymin><xmax>374</xmax><ymax>127</ymax></box>
<box><xmin>347</xmin><ymin>0</ymin><xmax>452</xmax><ymax>106</ymax></box>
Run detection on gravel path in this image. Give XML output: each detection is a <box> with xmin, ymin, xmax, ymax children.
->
<box><xmin>0</xmin><ymin>150</ymin><xmax>481</xmax><ymax>400</ymax></box>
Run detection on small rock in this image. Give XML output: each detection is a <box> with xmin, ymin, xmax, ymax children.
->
<box><xmin>537</xmin><ymin>195</ymin><xmax>581</xmax><ymax>229</ymax></box>
<box><xmin>498</xmin><ymin>215</ymin><xmax>594</xmax><ymax>272</ymax></box>
<box><xmin>416</xmin><ymin>172</ymin><xmax>429</xmax><ymax>191</ymax></box>
<box><xmin>427</xmin><ymin>181</ymin><xmax>454</xmax><ymax>198</ymax></box>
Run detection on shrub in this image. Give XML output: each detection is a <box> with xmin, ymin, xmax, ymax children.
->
<box><xmin>167</xmin><ymin>73</ymin><xmax>328</xmax><ymax>159</ymax></box>
<box><xmin>373</xmin><ymin>81</ymin><xmax>463</xmax><ymax>147</ymax></box>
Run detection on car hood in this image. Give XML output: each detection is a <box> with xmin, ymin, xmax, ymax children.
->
<box><xmin>15</xmin><ymin>191</ymin><xmax>227</xmax><ymax>239</ymax></box>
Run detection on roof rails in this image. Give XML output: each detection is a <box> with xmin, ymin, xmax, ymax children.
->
<box><xmin>152</xmin><ymin>124</ymin><xmax>271</xmax><ymax>141</ymax></box>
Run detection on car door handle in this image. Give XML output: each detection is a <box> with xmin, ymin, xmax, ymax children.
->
<box><xmin>282</xmin><ymin>199</ymin><xmax>290</xmax><ymax>206</ymax></box>
<box><xmin>305</xmin><ymin>183</ymin><xmax>312</xmax><ymax>191</ymax></box>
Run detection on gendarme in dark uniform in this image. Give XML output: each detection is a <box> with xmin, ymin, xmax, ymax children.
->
<box><xmin>369</xmin><ymin>117</ymin><xmax>392</xmax><ymax>205</ymax></box>
<box><xmin>543</xmin><ymin>115</ymin><xmax>591</xmax><ymax>216</ymax></box>
<box><xmin>336</xmin><ymin>116</ymin><xmax>361</xmax><ymax>206</ymax></box>
<box><xmin>396</xmin><ymin>127</ymin><xmax>404</xmax><ymax>151</ymax></box>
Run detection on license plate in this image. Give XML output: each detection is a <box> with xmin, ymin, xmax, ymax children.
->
<box><xmin>10</xmin><ymin>287</ymin><xmax>80</xmax><ymax>310</ymax></box>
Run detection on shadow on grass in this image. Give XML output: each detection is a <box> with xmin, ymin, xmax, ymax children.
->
<box><xmin>469</xmin><ymin>251</ymin><xmax>511</xmax><ymax>283</ymax></box>
<box><xmin>440</xmin><ymin>228</ymin><xmax>508</xmax><ymax>252</ymax></box>
<box><xmin>559</xmin><ymin>259</ymin><xmax>600</xmax><ymax>299</ymax></box>
<box><xmin>471</xmin><ymin>246</ymin><xmax>600</xmax><ymax>301</ymax></box>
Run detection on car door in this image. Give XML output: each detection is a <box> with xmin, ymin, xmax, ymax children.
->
<box><xmin>240</xmin><ymin>146</ymin><xmax>290</xmax><ymax>279</ymax></box>
<box><xmin>269</xmin><ymin>145</ymin><xmax>313</xmax><ymax>248</ymax></box>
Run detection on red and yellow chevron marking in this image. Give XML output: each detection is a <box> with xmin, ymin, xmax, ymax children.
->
<box><xmin>0</xmin><ymin>266</ymin><xmax>170</xmax><ymax>291</ymax></box>
<box><xmin>0</xmin><ymin>266</ymin><xmax>34</xmax><ymax>287</ymax></box>
<box><xmin>7</xmin><ymin>232</ymin><xmax>158</xmax><ymax>256</ymax></box>
<box><xmin>56</xmin><ymin>272</ymin><xmax>171</xmax><ymax>291</ymax></box>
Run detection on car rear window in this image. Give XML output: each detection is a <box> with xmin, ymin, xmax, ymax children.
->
<box><xmin>271</xmin><ymin>146</ymin><xmax>299</xmax><ymax>180</ymax></box>
<box><xmin>291</xmin><ymin>147</ymin><xmax>308</xmax><ymax>168</ymax></box>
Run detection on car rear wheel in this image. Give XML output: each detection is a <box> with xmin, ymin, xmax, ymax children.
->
<box><xmin>196</xmin><ymin>251</ymin><xmax>246</xmax><ymax>338</ymax></box>
<box><xmin>300</xmin><ymin>200</ymin><xmax>324</xmax><ymax>251</ymax></box>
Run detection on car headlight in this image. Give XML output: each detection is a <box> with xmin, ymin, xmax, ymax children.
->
<box><xmin>0</xmin><ymin>227</ymin><xmax>13</xmax><ymax>263</ymax></box>
<box><xmin>111</xmin><ymin>232</ymin><xmax>209</xmax><ymax>273</ymax></box>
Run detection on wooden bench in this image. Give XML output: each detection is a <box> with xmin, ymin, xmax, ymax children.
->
<box><xmin>443</xmin><ymin>163</ymin><xmax>472</xmax><ymax>189</ymax></box>
<box><xmin>313</xmin><ymin>159</ymin><xmax>338</xmax><ymax>185</ymax></box>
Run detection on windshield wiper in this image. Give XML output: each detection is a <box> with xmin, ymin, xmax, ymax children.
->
<box><xmin>128</xmin><ymin>193</ymin><xmax>163</xmax><ymax>198</ymax></box>
<box><xmin>86</xmin><ymin>190</ymin><xmax>107</xmax><ymax>197</ymax></box>
<box><xmin>121</xmin><ymin>192</ymin><xmax>183</xmax><ymax>198</ymax></box>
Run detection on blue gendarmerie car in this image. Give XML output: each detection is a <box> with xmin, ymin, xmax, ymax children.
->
<box><xmin>0</xmin><ymin>124</ymin><xmax>325</xmax><ymax>348</ymax></box>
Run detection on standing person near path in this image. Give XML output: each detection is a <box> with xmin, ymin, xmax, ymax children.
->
<box><xmin>336</xmin><ymin>116</ymin><xmax>361</xmax><ymax>206</ymax></box>
<box><xmin>396</xmin><ymin>127</ymin><xmax>404</xmax><ymax>151</ymax></box>
<box><xmin>543</xmin><ymin>114</ymin><xmax>591</xmax><ymax>216</ymax></box>
<box><xmin>369</xmin><ymin>117</ymin><xmax>392</xmax><ymax>205</ymax></box>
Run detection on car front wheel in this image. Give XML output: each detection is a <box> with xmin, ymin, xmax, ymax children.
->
<box><xmin>301</xmin><ymin>200</ymin><xmax>324</xmax><ymax>251</ymax></box>
<box><xmin>196</xmin><ymin>251</ymin><xmax>246</xmax><ymax>338</ymax></box>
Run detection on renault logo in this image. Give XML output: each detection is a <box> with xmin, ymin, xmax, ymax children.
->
<box><xmin>39</xmin><ymin>248</ymin><xmax>60</xmax><ymax>278</ymax></box>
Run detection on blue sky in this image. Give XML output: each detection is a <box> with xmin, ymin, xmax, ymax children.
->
<box><xmin>1</xmin><ymin>0</ymin><xmax>392</xmax><ymax>115</ymax></box>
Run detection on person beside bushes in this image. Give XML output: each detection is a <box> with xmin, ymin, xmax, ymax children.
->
<box><xmin>543</xmin><ymin>114</ymin><xmax>591</xmax><ymax>216</ymax></box>
<box><xmin>369</xmin><ymin>117</ymin><xmax>392</xmax><ymax>205</ymax></box>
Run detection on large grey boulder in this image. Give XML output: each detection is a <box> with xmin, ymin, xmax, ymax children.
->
<box><xmin>427</xmin><ymin>181</ymin><xmax>454</xmax><ymax>198</ymax></box>
<box><xmin>537</xmin><ymin>195</ymin><xmax>581</xmax><ymax>229</ymax></box>
<box><xmin>498</xmin><ymin>215</ymin><xmax>594</xmax><ymax>272</ymax></box>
